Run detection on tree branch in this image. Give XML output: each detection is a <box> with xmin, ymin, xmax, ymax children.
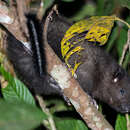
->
<box><xmin>42</xmin><ymin>6</ymin><xmax>113</xmax><ymax>130</ymax></box>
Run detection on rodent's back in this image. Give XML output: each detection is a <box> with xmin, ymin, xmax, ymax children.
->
<box><xmin>47</xmin><ymin>11</ymin><xmax>130</xmax><ymax>113</ymax></box>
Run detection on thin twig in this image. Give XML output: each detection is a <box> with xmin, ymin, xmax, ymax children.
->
<box><xmin>36</xmin><ymin>95</ymin><xmax>56</xmax><ymax>130</ymax></box>
<box><xmin>43</xmin><ymin>5</ymin><xmax>58</xmax><ymax>43</ymax></box>
<box><xmin>16</xmin><ymin>0</ymin><xmax>29</xmax><ymax>39</ymax></box>
<box><xmin>119</xmin><ymin>29</ymin><xmax>130</xmax><ymax>65</ymax></box>
<box><xmin>37</xmin><ymin>0</ymin><xmax>44</xmax><ymax>20</ymax></box>
<box><xmin>0</xmin><ymin>1</ymin><xmax>27</xmax><ymax>42</ymax></box>
<box><xmin>126</xmin><ymin>114</ymin><xmax>130</xmax><ymax>130</ymax></box>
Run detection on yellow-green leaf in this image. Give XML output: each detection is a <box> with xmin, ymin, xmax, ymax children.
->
<box><xmin>61</xmin><ymin>16</ymin><xmax>115</xmax><ymax>75</ymax></box>
<box><xmin>84</xmin><ymin>16</ymin><xmax>115</xmax><ymax>45</ymax></box>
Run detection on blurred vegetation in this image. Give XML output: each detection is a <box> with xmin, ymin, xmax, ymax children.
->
<box><xmin>0</xmin><ymin>0</ymin><xmax>130</xmax><ymax>130</ymax></box>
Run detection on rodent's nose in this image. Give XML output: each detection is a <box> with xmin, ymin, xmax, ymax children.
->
<box><xmin>120</xmin><ymin>104</ymin><xmax>130</xmax><ymax>113</ymax></box>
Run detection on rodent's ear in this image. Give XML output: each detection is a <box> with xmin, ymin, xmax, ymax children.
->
<box><xmin>112</xmin><ymin>67</ymin><xmax>125</xmax><ymax>83</ymax></box>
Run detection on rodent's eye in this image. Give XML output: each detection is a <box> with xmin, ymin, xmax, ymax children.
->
<box><xmin>113</xmin><ymin>68</ymin><xmax>124</xmax><ymax>83</ymax></box>
<box><xmin>113</xmin><ymin>77</ymin><xmax>118</xmax><ymax>83</ymax></box>
<box><xmin>120</xmin><ymin>88</ymin><xmax>125</xmax><ymax>96</ymax></box>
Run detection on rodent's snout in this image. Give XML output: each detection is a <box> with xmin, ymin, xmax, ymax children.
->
<box><xmin>119</xmin><ymin>104</ymin><xmax>130</xmax><ymax>113</ymax></box>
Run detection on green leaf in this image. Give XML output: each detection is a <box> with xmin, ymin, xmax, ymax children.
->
<box><xmin>61</xmin><ymin>0</ymin><xmax>75</xmax><ymax>2</ymax></box>
<box><xmin>96</xmin><ymin>0</ymin><xmax>105</xmax><ymax>16</ymax></box>
<box><xmin>0</xmin><ymin>66</ymin><xmax>35</xmax><ymax>105</ymax></box>
<box><xmin>0</xmin><ymin>100</ymin><xmax>47</xmax><ymax>130</ymax></box>
<box><xmin>119</xmin><ymin>0</ymin><xmax>130</xmax><ymax>9</ymax></box>
<box><xmin>70</xmin><ymin>4</ymin><xmax>96</xmax><ymax>21</ymax></box>
<box><xmin>55</xmin><ymin>118</ymin><xmax>88</xmax><ymax>130</ymax></box>
<box><xmin>96</xmin><ymin>0</ymin><xmax>115</xmax><ymax>16</ymax></box>
<box><xmin>106</xmin><ymin>26</ymin><xmax>119</xmax><ymax>52</ymax></box>
<box><xmin>115</xmin><ymin>114</ymin><xmax>127</xmax><ymax>130</ymax></box>
<box><xmin>103</xmin><ymin>0</ymin><xmax>115</xmax><ymax>15</ymax></box>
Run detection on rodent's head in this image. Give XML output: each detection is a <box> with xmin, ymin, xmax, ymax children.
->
<box><xmin>99</xmin><ymin>61</ymin><xmax>130</xmax><ymax>113</ymax></box>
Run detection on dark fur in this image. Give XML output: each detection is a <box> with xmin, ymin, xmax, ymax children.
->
<box><xmin>47</xmin><ymin>12</ymin><xmax>130</xmax><ymax>113</ymax></box>
<box><xmin>2</xmin><ymin>11</ymin><xmax>130</xmax><ymax>113</ymax></box>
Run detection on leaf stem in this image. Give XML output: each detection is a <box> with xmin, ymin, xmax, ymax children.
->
<box><xmin>115</xmin><ymin>17</ymin><xmax>130</xmax><ymax>28</ymax></box>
